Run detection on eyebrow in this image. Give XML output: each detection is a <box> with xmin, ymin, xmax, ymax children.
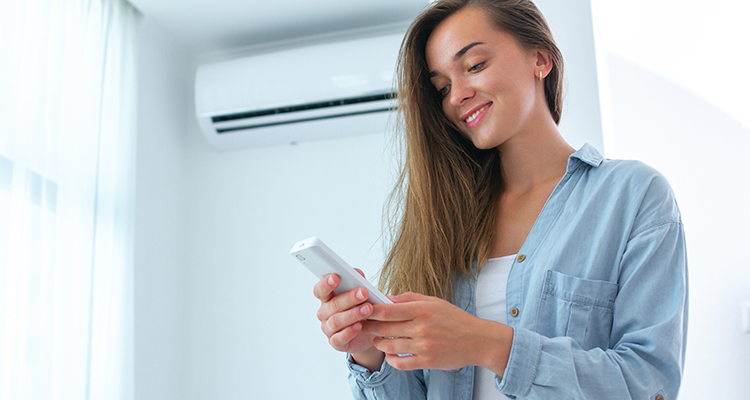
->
<box><xmin>429</xmin><ymin>42</ymin><xmax>485</xmax><ymax>78</ymax></box>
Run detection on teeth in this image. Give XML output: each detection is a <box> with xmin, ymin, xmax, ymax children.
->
<box><xmin>465</xmin><ymin>105</ymin><xmax>487</xmax><ymax>123</ymax></box>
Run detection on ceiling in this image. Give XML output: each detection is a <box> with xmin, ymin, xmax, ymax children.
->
<box><xmin>128</xmin><ymin>0</ymin><xmax>431</xmax><ymax>55</ymax></box>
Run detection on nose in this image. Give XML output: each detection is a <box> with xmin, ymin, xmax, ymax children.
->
<box><xmin>449</xmin><ymin>78</ymin><xmax>474</xmax><ymax>107</ymax></box>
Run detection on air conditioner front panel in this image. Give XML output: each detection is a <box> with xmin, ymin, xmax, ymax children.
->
<box><xmin>195</xmin><ymin>33</ymin><xmax>403</xmax><ymax>119</ymax></box>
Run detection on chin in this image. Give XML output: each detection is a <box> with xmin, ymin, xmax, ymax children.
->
<box><xmin>470</xmin><ymin>142</ymin><xmax>497</xmax><ymax>151</ymax></box>
<box><xmin>469</xmin><ymin>135</ymin><xmax>500</xmax><ymax>151</ymax></box>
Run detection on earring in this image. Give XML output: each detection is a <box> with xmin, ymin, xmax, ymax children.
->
<box><xmin>538</xmin><ymin>71</ymin><xmax>543</xmax><ymax>82</ymax></box>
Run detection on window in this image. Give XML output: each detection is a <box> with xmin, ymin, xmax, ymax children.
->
<box><xmin>0</xmin><ymin>1</ymin><xmax>138</xmax><ymax>398</ymax></box>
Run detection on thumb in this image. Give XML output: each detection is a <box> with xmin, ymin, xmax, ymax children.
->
<box><xmin>388</xmin><ymin>292</ymin><xmax>433</xmax><ymax>303</ymax></box>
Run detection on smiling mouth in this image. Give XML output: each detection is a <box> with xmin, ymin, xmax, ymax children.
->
<box><xmin>463</xmin><ymin>103</ymin><xmax>491</xmax><ymax>126</ymax></box>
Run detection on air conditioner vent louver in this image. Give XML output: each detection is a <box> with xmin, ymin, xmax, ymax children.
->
<box><xmin>212</xmin><ymin>92</ymin><xmax>397</xmax><ymax>123</ymax></box>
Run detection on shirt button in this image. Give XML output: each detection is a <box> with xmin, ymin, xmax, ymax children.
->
<box><xmin>517</xmin><ymin>254</ymin><xmax>526</xmax><ymax>262</ymax></box>
<box><xmin>655</xmin><ymin>396</ymin><xmax>665</xmax><ymax>400</ymax></box>
<box><xmin>510</xmin><ymin>307</ymin><xmax>519</xmax><ymax>317</ymax></box>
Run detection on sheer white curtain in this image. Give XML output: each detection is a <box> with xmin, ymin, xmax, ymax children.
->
<box><xmin>0</xmin><ymin>0</ymin><xmax>138</xmax><ymax>399</ymax></box>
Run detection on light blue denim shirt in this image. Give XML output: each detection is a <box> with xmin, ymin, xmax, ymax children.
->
<box><xmin>347</xmin><ymin>144</ymin><xmax>688</xmax><ymax>400</ymax></box>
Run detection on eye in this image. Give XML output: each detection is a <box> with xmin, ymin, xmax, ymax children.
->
<box><xmin>437</xmin><ymin>84</ymin><xmax>450</xmax><ymax>97</ymax></box>
<box><xmin>468</xmin><ymin>62</ymin><xmax>485</xmax><ymax>73</ymax></box>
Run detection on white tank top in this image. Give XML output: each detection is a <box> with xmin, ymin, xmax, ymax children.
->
<box><xmin>472</xmin><ymin>255</ymin><xmax>515</xmax><ymax>400</ymax></box>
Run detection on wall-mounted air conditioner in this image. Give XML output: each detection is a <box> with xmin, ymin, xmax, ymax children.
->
<box><xmin>195</xmin><ymin>33</ymin><xmax>403</xmax><ymax>151</ymax></box>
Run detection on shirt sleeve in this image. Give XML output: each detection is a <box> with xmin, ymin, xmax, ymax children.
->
<box><xmin>496</xmin><ymin>180</ymin><xmax>689</xmax><ymax>400</ymax></box>
<box><xmin>347</xmin><ymin>353</ymin><xmax>427</xmax><ymax>400</ymax></box>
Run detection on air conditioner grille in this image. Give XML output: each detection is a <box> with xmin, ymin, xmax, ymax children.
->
<box><xmin>212</xmin><ymin>91</ymin><xmax>397</xmax><ymax>123</ymax></box>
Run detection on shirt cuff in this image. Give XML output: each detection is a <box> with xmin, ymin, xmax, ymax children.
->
<box><xmin>495</xmin><ymin>327</ymin><xmax>543</xmax><ymax>397</ymax></box>
<box><xmin>346</xmin><ymin>353</ymin><xmax>394</xmax><ymax>386</ymax></box>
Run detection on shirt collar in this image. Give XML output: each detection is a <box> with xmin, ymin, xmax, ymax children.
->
<box><xmin>566</xmin><ymin>143</ymin><xmax>604</xmax><ymax>173</ymax></box>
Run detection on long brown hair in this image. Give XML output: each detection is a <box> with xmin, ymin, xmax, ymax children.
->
<box><xmin>379</xmin><ymin>0</ymin><xmax>564</xmax><ymax>301</ymax></box>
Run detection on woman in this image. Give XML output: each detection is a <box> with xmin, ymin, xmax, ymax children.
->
<box><xmin>313</xmin><ymin>0</ymin><xmax>688</xmax><ymax>399</ymax></box>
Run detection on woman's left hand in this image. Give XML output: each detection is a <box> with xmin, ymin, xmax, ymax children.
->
<box><xmin>362</xmin><ymin>292</ymin><xmax>513</xmax><ymax>373</ymax></box>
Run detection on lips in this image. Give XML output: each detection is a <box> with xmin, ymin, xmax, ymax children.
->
<box><xmin>461</xmin><ymin>103</ymin><xmax>491</xmax><ymax>128</ymax></box>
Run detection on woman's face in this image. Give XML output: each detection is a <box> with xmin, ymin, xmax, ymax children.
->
<box><xmin>425</xmin><ymin>7</ymin><xmax>547</xmax><ymax>150</ymax></box>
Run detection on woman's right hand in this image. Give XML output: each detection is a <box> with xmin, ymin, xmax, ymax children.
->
<box><xmin>313</xmin><ymin>272</ymin><xmax>384</xmax><ymax>370</ymax></box>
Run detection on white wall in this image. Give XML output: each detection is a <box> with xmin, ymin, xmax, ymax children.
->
<box><xmin>604</xmin><ymin>53</ymin><xmax>750</xmax><ymax>399</ymax></box>
<box><xmin>183</xmin><ymin>127</ymin><xmax>394</xmax><ymax>400</ymax></box>
<box><xmin>134</xmin><ymin>18</ymin><xmax>191</xmax><ymax>400</ymax></box>
<box><xmin>536</xmin><ymin>0</ymin><xmax>603</xmax><ymax>151</ymax></box>
<box><xmin>592</xmin><ymin>1</ymin><xmax>750</xmax><ymax>398</ymax></box>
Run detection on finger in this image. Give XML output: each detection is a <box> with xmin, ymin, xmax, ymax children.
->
<box><xmin>313</xmin><ymin>274</ymin><xmax>339</xmax><ymax>301</ymax></box>
<box><xmin>367</xmin><ymin>302</ymin><xmax>422</xmax><ymax>322</ymax></box>
<box><xmin>362</xmin><ymin>320</ymin><xmax>413</xmax><ymax>339</ymax></box>
<box><xmin>353</xmin><ymin>268</ymin><xmax>366</xmax><ymax>278</ymax></box>
<box><xmin>372</xmin><ymin>336</ymin><xmax>414</xmax><ymax>356</ymax></box>
<box><xmin>385</xmin><ymin>353</ymin><xmax>426</xmax><ymax>371</ymax></box>
<box><xmin>389</xmin><ymin>292</ymin><xmax>433</xmax><ymax>303</ymax></box>
<box><xmin>323</xmin><ymin>301</ymin><xmax>373</xmax><ymax>337</ymax></box>
<box><xmin>328</xmin><ymin>322</ymin><xmax>364</xmax><ymax>352</ymax></box>
<box><xmin>317</xmin><ymin>286</ymin><xmax>370</xmax><ymax>322</ymax></box>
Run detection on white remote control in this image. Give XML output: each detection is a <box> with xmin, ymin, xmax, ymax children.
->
<box><xmin>290</xmin><ymin>237</ymin><xmax>393</xmax><ymax>304</ymax></box>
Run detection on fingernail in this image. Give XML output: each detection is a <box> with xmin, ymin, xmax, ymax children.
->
<box><xmin>327</xmin><ymin>275</ymin><xmax>335</xmax><ymax>286</ymax></box>
<box><xmin>356</xmin><ymin>289</ymin><xmax>365</xmax><ymax>301</ymax></box>
<box><xmin>360</xmin><ymin>305</ymin><xmax>370</xmax><ymax>315</ymax></box>
<box><xmin>352</xmin><ymin>323</ymin><xmax>361</xmax><ymax>332</ymax></box>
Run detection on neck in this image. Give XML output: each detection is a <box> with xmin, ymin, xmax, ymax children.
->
<box><xmin>495</xmin><ymin>120</ymin><xmax>575</xmax><ymax>193</ymax></box>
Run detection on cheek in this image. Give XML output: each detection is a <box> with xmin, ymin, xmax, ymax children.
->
<box><xmin>438</xmin><ymin>101</ymin><xmax>458</xmax><ymax>130</ymax></box>
<box><xmin>441</xmin><ymin>100</ymin><xmax>454</xmax><ymax>122</ymax></box>
<box><xmin>439</xmin><ymin>100</ymin><xmax>468</xmax><ymax>139</ymax></box>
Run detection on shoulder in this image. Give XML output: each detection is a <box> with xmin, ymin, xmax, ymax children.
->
<box><xmin>589</xmin><ymin>158</ymin><xmax>682</xmax><ymax>232</ymax></box>
<box><xmin>595</xmin><ymin>157</ymin><xmax>664</xmax><ymax>182</ymax></box>
<box><xmin>569</xmin><ymin>145</ymin><xmax>671</xmax><ymax>196</ymax></box>
<box><xmin>565</xmin><ymin>144</ymin><xmax>683</xmax><ymax>234</ymax></box>
<box><xmin>581</xmin><ymin>157</ymin><xmax>672</xmax><ymax>195</ymax></box>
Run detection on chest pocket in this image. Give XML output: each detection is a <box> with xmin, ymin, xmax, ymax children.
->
<box><xmin>536</xmin><ymin>270</ymin><xmax>618</xmax><ymax>350</ymax></box>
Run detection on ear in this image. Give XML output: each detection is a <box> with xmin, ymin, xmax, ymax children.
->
<box><xmin>533</xmin><ymin>47</ymin><xmax>553</xmax><ymax>79</ymax></box>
